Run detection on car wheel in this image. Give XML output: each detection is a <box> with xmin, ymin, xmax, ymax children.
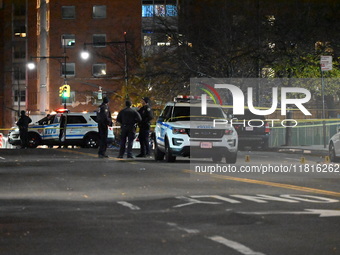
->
<box><xmin>27</xmin><ymin>133</ymin><xmax>41</xmax><ymax>148</ymax></box>
<box><xmin>83</xmin><ymin>134</ymin><xmax>99</xmax><ymax>148</ymax></box>
<box><xmin>212</xmin><ymin>155</ymin><xmax>222</xmax><ymax>162</ymax></box>
<box><xmin>226</xmin><ymin>152</ymin><xmax>237</xmax><ymax>164</ymax></box>
<box><xmin>165</xmin><ymin>139</ymin><xmax>176</xmax><ymax>162</ymax></box>
<box><xmin>154</xmin><ymin>137</ymin><xmax>164</xmax><ymax>161</ymax></box>
<box><xmin>329</xmin><ymin>143</ymin><xmax>338</xmax><ymax>162</ymax></box>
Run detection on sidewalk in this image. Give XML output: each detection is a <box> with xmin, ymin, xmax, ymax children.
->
<box><xmin>277</xmin><ymin>145</ymin><xmax>328</xmax><ymax>156</ymax></box>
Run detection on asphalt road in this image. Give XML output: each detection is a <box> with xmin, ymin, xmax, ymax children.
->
<box><xmin>0</xmin><ymin>148</ymin><xmax>339</xmax><ymax>255</ymax></box>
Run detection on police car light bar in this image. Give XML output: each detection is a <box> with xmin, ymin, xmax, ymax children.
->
<box><xmin>56</xmin><ymin>108</ymin><xmax>69</xmax><ymax>113</ymax></box>
<box><xmin>174</xmin><ymin>95</ymin><xmax>213</xmax><ymax>103</ymax></box>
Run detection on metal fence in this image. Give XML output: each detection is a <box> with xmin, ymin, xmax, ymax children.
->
<box><xmin>269</xmin><ymin>121</ymin><xmax>340</xmax><ymax>147</ymax></box>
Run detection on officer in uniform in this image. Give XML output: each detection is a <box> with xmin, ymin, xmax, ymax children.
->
<box><xmin>137</xmin><ymin>97</ymin><xmax>153</xmax><ymax>157</ymax></box>
<box><xmin>117</xmin><ymin>100</ymin><xmax>142</xmax><ymax>158</ymax></box>
<box><xmin>97</xmin><ymin>97</ymin><xmax>113</xmax><ymax>158</ymax></box>
<box><xmin>16</xmin><ymin>110</ymin><xmax>32</xmax><ymax>148</ymax></box>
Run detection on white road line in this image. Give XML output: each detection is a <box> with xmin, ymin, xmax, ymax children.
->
<box><xmin>0</xmin><ymin>156</ymin><xmax>5</xmax><ymax>160</ymax></box>
<box><xmin>167</xmin><ymin>222</ymin><xmax>200</xmax><ymax>234</ymax></box>
<box><xmin>117</xmin><ymin>201</ymin><xmax>141</xmax><ymax>210</ymax></box>
<box><xmin>208</xmin><ymin>236</ymin><xmax>265</xmax><ymax>255</ymax></box>
<box><xmin>284</xmin><ymin>157</ymin><xmax>300</xmax><ymax>161</ymax></box>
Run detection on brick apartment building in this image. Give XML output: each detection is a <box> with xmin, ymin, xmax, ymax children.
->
<box><xmin>0</xmin><ymin>0</ymin><xmax>178</xmax><ymax>131</ymax></box>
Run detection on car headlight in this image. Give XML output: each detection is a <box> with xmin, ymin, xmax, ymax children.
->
<box><xmin>225</xmin><ymin>129</ymin><xmax>234</xmax><ymax>135</ymax></box>
<box><xmin>172</xmin><ymin>128</ymin><xmax>187</xmax><ymax>134</ymax></box>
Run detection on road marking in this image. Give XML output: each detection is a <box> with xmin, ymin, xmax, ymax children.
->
<box><xmin>208</xmin><ymin>236</ymin><xmax>265</xmax><ymax>255</ymax></box>
<box><xmin>117</xmin><ymin>201</ymin><xmax>141</xmax><ymax>210</ymax></box>
<box><xmin>0</xmin><ymin>156</ymin><xmax>5</xmax><ymax>160</ymax></box>
<box><xmin>174</xmin><ymin>196</ymin><xmax>222</xmax><ymax>208</ymax></box>
<box><xmin>184</xmin><ymin>170</ymin><xmax>340</xmax><ymax>197</ymax></box>
<box><xmin>239</xmin><ymin>209</ymin><xmax>340</xmax><ymax>217</ymax></box>
<box><xmin>167</xmin><ymin>222</ymin><xmax>200</xmax><ymax>234</ymax></box>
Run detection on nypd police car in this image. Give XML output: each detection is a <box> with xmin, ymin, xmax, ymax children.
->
<box><xmin>153</xmin><ymin>96</ymin><xmax>238</xmax><ymax>163</ymax></box>
<box><xmin>8</xmin><ymin>109</ymin><xmax>114</xmax><ymax>148</ymax></box>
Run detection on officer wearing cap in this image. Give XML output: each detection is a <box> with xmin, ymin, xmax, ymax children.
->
<box><xmin>137</xmin><ymin>97</ymin><xmax>153</xmax><ymax>157</ymax></box>
<box><xmin>97</xmin><ymin>97</ymin><xmax>113</xmax><ymax>158</ymax></box>
<box><xmin>117</xmin><ymin>100</ymin><xmax>142</xmax><ymax>158</ymax></box>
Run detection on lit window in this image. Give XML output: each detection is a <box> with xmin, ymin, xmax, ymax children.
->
<box><xmin>93</xmin><ymin>5</ymin><xmax>106</xmax><ymax>19</ymax></box>
<box><xmin>92</xmin><ymin>63</ymin><xmax>107</xmax><ymax>77</ymax></box>
<box><xmin>142</xmin><ymin>5</ymin><xmax>153</xmax><ymax>17</ymax></box>
<box><xmin>13</xmin><ymin>20</ymin><xmax>26</xmax><ymax>38</ymax></box>
<box><xmin>62</xmin><ymin>34</ymin><xmax>75</xmax><ymax>47</ymax></box>
<box><xmin>93</xmin><ymin>34</ymin><xmax>106</xmax><ymax>47</ymax></box>
<box><xmin>144</xmin><ymin>35</ymin><xmax>152</xmax><ymax>46</ymax></box>
<box><xmin>155</xmin><ymin>5</ymin><xmax>165</xmax><ymax>16</ymax></box>
<box><xmin>62</xmin><ymin>6</ymin><xmax>75</xmax><ymax>19</ymax></box>
<box><xmin>166</xmin><ymin>5</ymin><xmax>177</xmax><ymax>16</ymax></box>
<box><xmin>62</xmin><ymin>63</ymin><xmax>75</xmax><ymax>76</ymax></box>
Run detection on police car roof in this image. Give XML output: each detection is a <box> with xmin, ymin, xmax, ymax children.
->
<box><xmin>167</xmin><ymin>101</ymin><xmax>222</xmax><ymax>108</ymax></box>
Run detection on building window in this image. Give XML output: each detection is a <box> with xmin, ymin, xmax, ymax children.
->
<box><xmin>93</xmin><ymin>5</ymin><xmax>106</xmax><ymax>19</ymax></box>
<box><xmin>142</xmin><ymin>4</ymin><xmax>177</xmax><ymax>17</ymax></box>
<box><xmin>93</xmin><ymin>34</ymin><xmax>106</xmax><ymax>47</ymax></box>
<box><xmin>155</xmin><ymin>5</ymin><xmax>165</xmax><ymax>16</ymax></box>
<box><xmin>62</xmin><ymin>34</ymin><xmax>75</xmax><ymax>47</ymax></box>
<box><xmin>92</xmin><ymin>63</ymin><xmax>107</xmax><ymax>77</ymax></box>
<box><xmin>13</xmin><ymin>68</ymin><xmax>25</xmax><ymax>80</ymax></box>
<box><xmin>62</xmin><ymin>6</ymin><xmax>75</xmax><ymax>19</ymax></box>
<box><xmin>14</xmin><ymin>90</ymin><xmax>25</xmax><ymax>103</ymax></box>
<box><xmin>142</xmin><ymin>5</ymin><xmax>154</xmax><ymax>17</ymax></box>
<box><xmin>62</xmin><ymin>63</ymin><xmax>75</xmax><ymax>76</ymax></box>
<box><xmin>13</xmin><ymin>20</ymin><xmax>26</xmax><ymax>37</ymax></box>
<box><xmin>166</xmin><ymin>5</ymin><xmax>177</xmax><ymax>16</ymax></box>
<box><xmin>13</xmin><ymin>42</ymin><xmax>26</xmax><ymax>59</ymax></box>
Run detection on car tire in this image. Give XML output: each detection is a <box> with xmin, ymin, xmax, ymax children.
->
<box><xmin>329</xmin><ymin>143</ymin><xmax>338</xmax><ymax>162</ymax></box>
<box><xmin>165</xmin><ymin>139</ymin><xmax>176</xmax><ymax>162</ymax></box>
<box><xmin>154</xmin><ymin>137</ymin><xmax>165</xmax><ymax>161</ymax></box>
<box><xmin>226</xmin><ymin>152</ymin><xmax>237</xmax><ymax>164</ymax></box>
<box><xmin>27</xmin><ymin>133</ymin><xmax>41</xmax><ymax>148</ymax></box>
<box><xmin>212</xmin><ymin>155</ymin><xmax>222</xmax><ymax>162</ymax></box>
<box><xmin>83</xmin><ymin>133</ymin><xmax>99</xmax><ymax>148</ymax></box>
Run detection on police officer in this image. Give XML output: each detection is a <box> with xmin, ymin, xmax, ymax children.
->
<box><xmin>16</xmin><ymin>110</ymin><xmax>32</xmax><ymax>148</ymax></box>
<box><xmin>97</xmin><ymin>97</ymin><xmax>113</xmax><ymax>158</ymax></box>
<box><xmin>117</xmin><ymin>100</ymin><xmax>142</xmax><ymax>158</ymax></box>
<box><xmin>137</xmin><ymin>97</ymin><xmax>153</xmax><ymax>157</ymax></box>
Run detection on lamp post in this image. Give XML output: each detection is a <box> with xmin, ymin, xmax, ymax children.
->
<box><xmin>81</xmin><ymin>32</ymin><xmax>129</xmax><ymax>99</ymax></box>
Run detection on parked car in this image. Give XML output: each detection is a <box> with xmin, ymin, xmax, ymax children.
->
<box><xmin>8</xmin><ymin>109</ymin><xmax>114</xmax><ymax>148</ymax></box>
<box><xmin>329</xmin><ymin>127</ymin><xmax>340</xmax><ymax>162</ymax></box>
<box><xmin>229</xmin><ymin>109</ymin><xmax>270</xmax><ymax>150</ymax></box>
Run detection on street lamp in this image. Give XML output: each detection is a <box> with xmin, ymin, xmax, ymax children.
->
<box><xmin>81</xmin><ymin>32</ymin><xmax>129</xmax><ymax>98</ymax></box>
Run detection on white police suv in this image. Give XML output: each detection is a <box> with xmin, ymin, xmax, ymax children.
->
<box><xmin>8</xmin><ymin>109</ymin><xmax>114</xmax><ymax>148</ymax></box>
<box><xmin>153</xmin><ymin>96</ymin><xmax>238</xmax><ymax>163</ymax></box>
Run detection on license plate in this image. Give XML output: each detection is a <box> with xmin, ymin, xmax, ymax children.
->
<box><xmin>200</xmin><ymin>142</ymin><xmax>213</xmax><ymax>149</ymax></box>
<box><xmin>245</xmin><ymin>126</ymin><xmax>254</xmax><ymax>131</ymax></box>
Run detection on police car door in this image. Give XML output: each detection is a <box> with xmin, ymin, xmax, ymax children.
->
<box><xmin>156</xmin><ymin>105</ymin><xmax>172</xmax><ymax>148</ymax></box>
<box><xmin>42</xmin><ymin>113</ymin><xmax>61</xmax><ymax>142</ymax></box>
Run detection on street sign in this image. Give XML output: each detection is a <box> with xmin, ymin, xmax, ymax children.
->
<box><xmin>320</xmin><ymin>56</ymin><xmax>332</xmax><ymax>71</ymax></box>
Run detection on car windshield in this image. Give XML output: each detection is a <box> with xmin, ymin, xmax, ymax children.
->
<box><xmin>170</xmin><ymin>106</ymin><xmax>225</xmax><ymax>121</ymax></box>
<box><xmin>38</xmin><ymin>114</ymin><xmax>56</xmax><ymax>125</ymax></box>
